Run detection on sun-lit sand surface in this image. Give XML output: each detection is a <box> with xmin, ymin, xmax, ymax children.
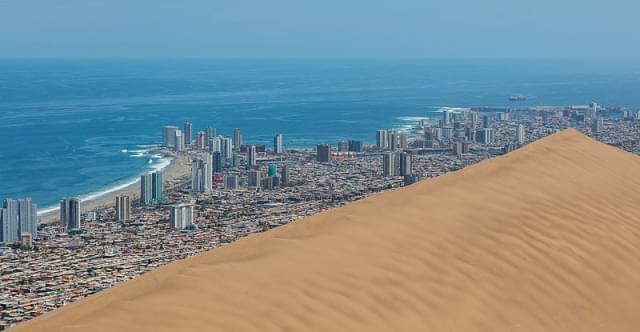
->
<box><xmin>13</xmin><ymin>129</ymin><xmax>640</xmax><ymax>331</ymax></box>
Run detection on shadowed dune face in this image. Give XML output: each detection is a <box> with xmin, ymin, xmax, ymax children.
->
<box><xmin>13</xmin><ymin>129</ymin><xmax>640</xmax><ymax>332</ymax></box>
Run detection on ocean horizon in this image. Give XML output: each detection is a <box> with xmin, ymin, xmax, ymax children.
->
<box><xmin>1</xmin><ymin>58</ymin><xmax>639</xmax><ymax>211</ymax></box>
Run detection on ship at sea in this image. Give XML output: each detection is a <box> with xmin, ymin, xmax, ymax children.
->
<box><xmin>509</xmin><ymin>95</ymin><xmax>528</xmax><ymax>101</ymax></box>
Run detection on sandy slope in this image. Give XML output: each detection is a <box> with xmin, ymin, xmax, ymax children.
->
<box><xmin>13</xmin><ymin>129</ymin><xmax>640</xmax><ymax>331</ymax></box>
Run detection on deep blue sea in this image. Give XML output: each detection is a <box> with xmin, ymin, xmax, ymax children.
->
<box><xmin>1</xmin><ymin>59</ymin><xmax>639</xmax><ymax>212</ymax></box>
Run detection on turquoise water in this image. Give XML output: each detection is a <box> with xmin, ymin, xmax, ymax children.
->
<box><xmin>1</xmin><ymin>59</ymin><xmax>639</xmax><ymax>210</ymax></box>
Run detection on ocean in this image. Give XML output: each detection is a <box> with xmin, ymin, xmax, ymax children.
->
<box><xmin>1</xmin><ymin>59</ymin><xmax>639</xmax><ymax>212</ymax></box>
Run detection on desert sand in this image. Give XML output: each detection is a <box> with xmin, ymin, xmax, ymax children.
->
<box><xmin>38</xmin><ymin>153</ymin><xmax>191</xmax><ymax>224</ymax></box>
<box><xmin>13</xmin><ymin>129</ymin><xmax>640</xmax><ymax>331</ymax></box>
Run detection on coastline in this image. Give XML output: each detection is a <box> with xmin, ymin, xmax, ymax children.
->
<box><xmin>38</xmin><ymin>152</ymin><xmax>191</xmax><ymax>225</ymax></box>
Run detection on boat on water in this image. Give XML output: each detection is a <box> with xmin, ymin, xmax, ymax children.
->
<box><xmin>509</xmin><ymin>95</ymin><xmax>528</xmax><ymax>101</ymax></box>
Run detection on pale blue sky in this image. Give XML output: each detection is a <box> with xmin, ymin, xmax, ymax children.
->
<box><xmin>0</xmin><ymin>0</ymin><xmax>637</xmax><ymax>59</ymax></box>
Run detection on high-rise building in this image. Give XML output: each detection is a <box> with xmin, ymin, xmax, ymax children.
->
<box><xmin>224</xmin><ymin>174</ymin><xmax>239</xmax><ymax>189</ymax></box>
<box><xmin>247</xmin><ymin>145</ymin><xmax>257</xmax><ymax>169</ymax></box>
<box><xmin>169</xmin><ymin>203</ymin><xmax>194</xmax><ymax>229</ymax></box>
<box><xmin>337</xmin><ymin>140</ymin><xmax>348</xmax><ymax>152</ymax></box>
<box><xmin>141</xmin><ymin>171</ymin><xmax>163</xmax><ymax>205</ymax></box>
<box><xmin>1</xmin><ymin>198</ymin><xmax>38</xmax><ymax>244</ymax></box>
<box><xmin>206</xmin><ymin>127</ymin><xmax>216</xmax><ymax>142</ymax></box>
<box><xmin>152</xmin><ymin>171</ymin><xmax>164</xmax><ymax>203</ymax></box>
<box><xmin>453</xmin><ymin>142</ymin><xmax>463</xmax><ymax>157</ymax></box>
<box><xmin>517</xmin><ymin>124</ymin><xmax>526</xmax><ymax>144</ymax></box>
<box><xmin>233</xmin><ymin>128</ymin><xmax>243</xmax><ymax>150</ymax></box>
<box><xmin>162</xmin><ymin>126</ymin><xmax>178</xmax><ymax>148</ymax></box>
<box><xmin>209</xmin><ymin>136</ymin><xmax>222</xmax><ymax>153</ymax></box>
<box><xmin>399</xmin><ymin>133</ymin><xmax>408</xmax><ymax>149</ymax></box>
<box><xmin>442</xmin><ymin>110</ymin><xmax>451</xmax><ymax>126</ymax></box>
<box><xmin>261</xmin><ymin>177</ymin><xmax>274</xmax><ymax>191</ymax></box>
<box><xmin>60</xmin><ymin>198</ymin><xmax>81</xmax><ymax>230</ymax></box>
<box><xmin>248</xmin><ymin>170</ymin><xmax>261</xmax><ymax>187</ymax></box>
<box><xmin>274</xmin><ymin>133</ymin><xmax>284</xmax><ymax>154</ymax></box>
<box><xmin>115</xmin><ymin>195</ymin><xmax>131</xmax><ymax>222</ymax></box>
<box><xmin>477</xmin><ymin>128</ymin><xmax>496</xmax><ymax>145</ymax></box>
<box><xmin>174</xmin><ymin>130</ymin><xmax>185</xmax><ymax>151</ymax></box>
<box><xmin>196</xmin><ymin>131</ymin><xmax>207</xmax><ymax>150</ymax></box>
<box><xmin>348</xmin><ymin>140</ymin><xmax>362</xmax><ymax>152</ymax></box>
<box><xmin>183</xmin><ymin>122</ymin><xmax>192</xmax><ymax>145</ymax></box>
<box><xmin>221</xmin><ymin>137</ymin><xmax>233</xmax><ymax>159</ymax></box>
<box><xmin>212</xmin><ymin>151</ymin><xmax>223</xmax><ymax>173</ymax></box>
<box><xmin>268</xmin><ymin>164</ymin><xmax>277</xmax><ymax>177</ymax></box>
<box><xmin>388</xmin><ymin>130</ymin><xmax>398</xmax><ymax>151</ymax></box>
<box><xmin>281</xmin><ymin>165</ymin><xmax>289</xmax><ymax>186</ymax></box>
<box><xmin>482</xmin><ymin>115</ymin><xmax>491</xmax><ymax>129</ymax></box>
<box><xmin>471</xmin><ymin>112</ymin><xmax>479</xmax><ymax>125</ymax></box>
<box><xmin>316</xmin><ymin>144</ymin><xmax>331</xmax><ymax>162</ymax></box>
<box><xmin>376</xmin><ymin>130</ymin><xmax>387</xmax><ymax>150</ymax></box>
<box><xmin>461</xmin><ymin>141</ymin><xmax>471</xmax><ymax>154</ymax></box>
<box><xmin>192</xmin><ymin>153</ymin><xmax>213</xmax><ymax>193</ymax></box>
<box><xmin>399</xmin><ymin>152</ymin><xmax>412</xmax><ymax>176</ymax></box>
<box><xmin>383</xmin><ymin>152</ymin><xmax>398</xmax><ymax>177</ymax></box>
<box><xmin>592</xmin><ymin>118</ymin><xmax>604</xmax><ymax>134</ymax></box>
<box><xmin>499</xmin><ymin>112</ymin><xmax>509</xmax><ymax>121</ymax></box>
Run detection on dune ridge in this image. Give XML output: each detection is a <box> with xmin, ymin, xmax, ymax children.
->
<box><xmin>13</xmin><ymin>129</ymin><xmax>640</xmax><ymax>331</ymax></box>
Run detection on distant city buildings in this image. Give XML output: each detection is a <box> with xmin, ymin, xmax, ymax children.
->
<box><xmin>376</xmin><ymin>130</ymin><xmax>387</xmax><ymax>150</ymax></box>
<box><xmin>212</xmin><ymin>151</ymin><xmax>223</xmax><ymax>173</ymax></box>
<box><xmin>281</xmin><ymin>165</ymin><xmax>289</xmax><ymax>186</ymax></box>
<box><xmin>274</xmin><ymin>133</ymin><xmax>284</xmax><ymax>154</ymax></box>
<box><xmin>224</xmin><ymin>174</ymin><xmax>239</xmax><ymax>189</ymax></box>
<box><xmin>0</xmin><ymin>198</ymin><xmax>38</xmax><ymax>244</ymax></box>
<box><xmin>174</xmin><ymin>130</ymin><xmax>185</xmax><ymax>151</ymax></box>
<box><xmin>247</xmin><ymin>145</ymin><xmax>257</xmax><ymax>169</ymax></box>
<box><xmin>169</xmin><ymin>203</ymin><xmax>194</xmax><ymax>229</ymax></box>
<box><xmin>517</xmin><ymin>124</ymin><xmax>526</xmax><ymax>145</ymax></box>
<box><xmin>115</xmin><ymin>195</ymin><xmax>131</xmax><ymax>222</ymax></box>
<box><xmin>399</xmin><ymin>152</ymin><xmax>412</xmax><ymax>176</ymax></box>
<box><xmin>592</xmin><ymin>118</ymin><xmax>604</xmax><ymax>134</ymax></box>
<box><xmin>60</xmin><ymin>198</ymin><xmax>81</xmax><ymax>230</ymax></box>
<box><xmin>183</xmin><ymin>122</ymin><xmax>192</xmax><ymax>146</ymax></box>
<box><xmin>316</xmin><ymin>144</ymin><xmax>331</xmax><ymax>162</ymax></box>
<box><xmin>399</xmin><ymin>133</ymin><xmax>408</xmax><ymax>149</ymax></box>
<box><xmin>248</xmin><ymin>170</ymin><xmax>261</xmax><ymax>187</ymax></box>
<box><xmin>196</xmin><ymin>131</ymin><xmax>207</xmax><ymax>150</ymax></box>
<box><xmin>233</xmin><ymin>128</ymin><xmax>243</xmax><ymax>150</ymax></box>
<box><xmin>338</xmin><ymin>140</ymin><xmax>348</xmax><ymax>152</ymax></box>
<box><xmin>348</xmin><ymin>140</ymin><xmax>363</xmax><ymax>152</ymax></box>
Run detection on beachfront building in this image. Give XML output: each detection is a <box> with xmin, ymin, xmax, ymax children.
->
<box><xmin>316</xmin><ymin>144</ymin><xmax>331</xmax><ymax>162</ymax></box>
<box><xmin>0</xmin><ymin>198</ymin><xmax>38</xmax><ymax>244</ymax></box>
<box><xmin>348</xmin><ymin>140</ymin><xmax>362</xmax><ymax>152</ymax></box>
<box><xmin>169</xmin><ymin>203</ymin><xmax>194</xmax><ymax>229</ymax></box>
<box><xmin>115</xmin><ymin>195</ymin><xmax>131</xmax><ymax>222</ymax></box>
<box><xmin>206</xmin><ymin>127</ymin><xmax>216</xmax><ymax>142</ymax></box>
<box><xmin>174</xmin><ymin>130</ymin><xmax>185</xmax><ymax>151</ymax></box>
<box><xmin>247</xmin><ymin>145</ymin><xmax>257</xmax><ymax>169</ymax></box>
<box><xmin>183</xmin><ymin>122</ymin><xmax>192</xmax><ymax>146</ymax></box>
<box><xmin>60</xmin><ymin>198</ymin><xmax>81</xmax><ymax>230</ymax></box>
<box><xmin>162</xmin><ymin>126</ymin><xmax>178</xmax><ymax>148</ymax></box>
<box><xmin>195</xmin><ymin>131</ymin><xmax>207</xmax><ymax>150</ymax></box>
<box><xmin>192</xmin><ymin>153</ymin><xmax>213</xmax><ymax>193</ymax></box>
<box><xmin>274</xmin><ymin>133</ymin><xmax>283</xmax><ymax>154</ymax></box>
<box><xmin>376</xmin><ymin>129</ymin><xmax>388</xmax><ymax>150</ymax></box>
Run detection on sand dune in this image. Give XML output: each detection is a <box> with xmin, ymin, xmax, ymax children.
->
<box><xmin>13</xmin><ymin>129</ymin><xmax>640</xmax><ymax>331</ymax></box>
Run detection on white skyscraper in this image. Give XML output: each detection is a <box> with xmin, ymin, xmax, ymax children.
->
<box><xmin>1</xmin><ymin>198</ymin><xmax>38</xmax><ymax>244</ymax></box>
<box><xmin>174</xmin><ymin>130</ymin><xmax>185</xmax><ymax>151</ymax></box>
<box><xmin>169</xmin><ymin>203</ymin><xmax>194</xmax><ymax>229</ymax></box>
<box><xmin>517</xmin><ymin>124</ymin><xmax>525</xmax><ymax>145</ymax></box>
<box><xmin>191</xmin><ymin>153</ymin><xmax>213</xmax><ymax>193</ymax></box>
<box><xmin>442</xmin><ymin>110</ymin><xmax>451</xmax><ymax>126</ymax></box>
<box><xmin>115</xmin><ymin>195</ymin><xmax>131</xmax><ymax>222</ymax></box>
<box><xmin>60</xmin><ymin>198</ymin><xmax>81</xmax><ymax>230</ymax></box>
<box><xmin>274</xmin><ymin>133</ymin><xmax>284</xmax><ymax>154</ymax></box>
<box><xmin>247</xmin><ymin>145</ymin><xmax>257</xmax><ymax>169</ymax></box>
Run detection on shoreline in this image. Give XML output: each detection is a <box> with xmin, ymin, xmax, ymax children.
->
<box><xmin>38</xmin><ymin>152</ymin><xmax>191</xmax><ymax>225</ymax></box>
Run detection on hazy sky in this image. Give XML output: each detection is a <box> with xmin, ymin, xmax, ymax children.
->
<box><xmin>0</xmin><ymin>0</ymin><xmax>637</xmax><ymax>59</ymax></box>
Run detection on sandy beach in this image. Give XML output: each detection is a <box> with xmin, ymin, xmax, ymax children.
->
<box><xmin>38</xmin><ymin>152</ymin><xmax>192</xmax><ymax>225</ymax></box>
<box><xmin>14</xmin><ymin>129</ymin><xmax>640</xmax><ymax>331</ymax></box>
